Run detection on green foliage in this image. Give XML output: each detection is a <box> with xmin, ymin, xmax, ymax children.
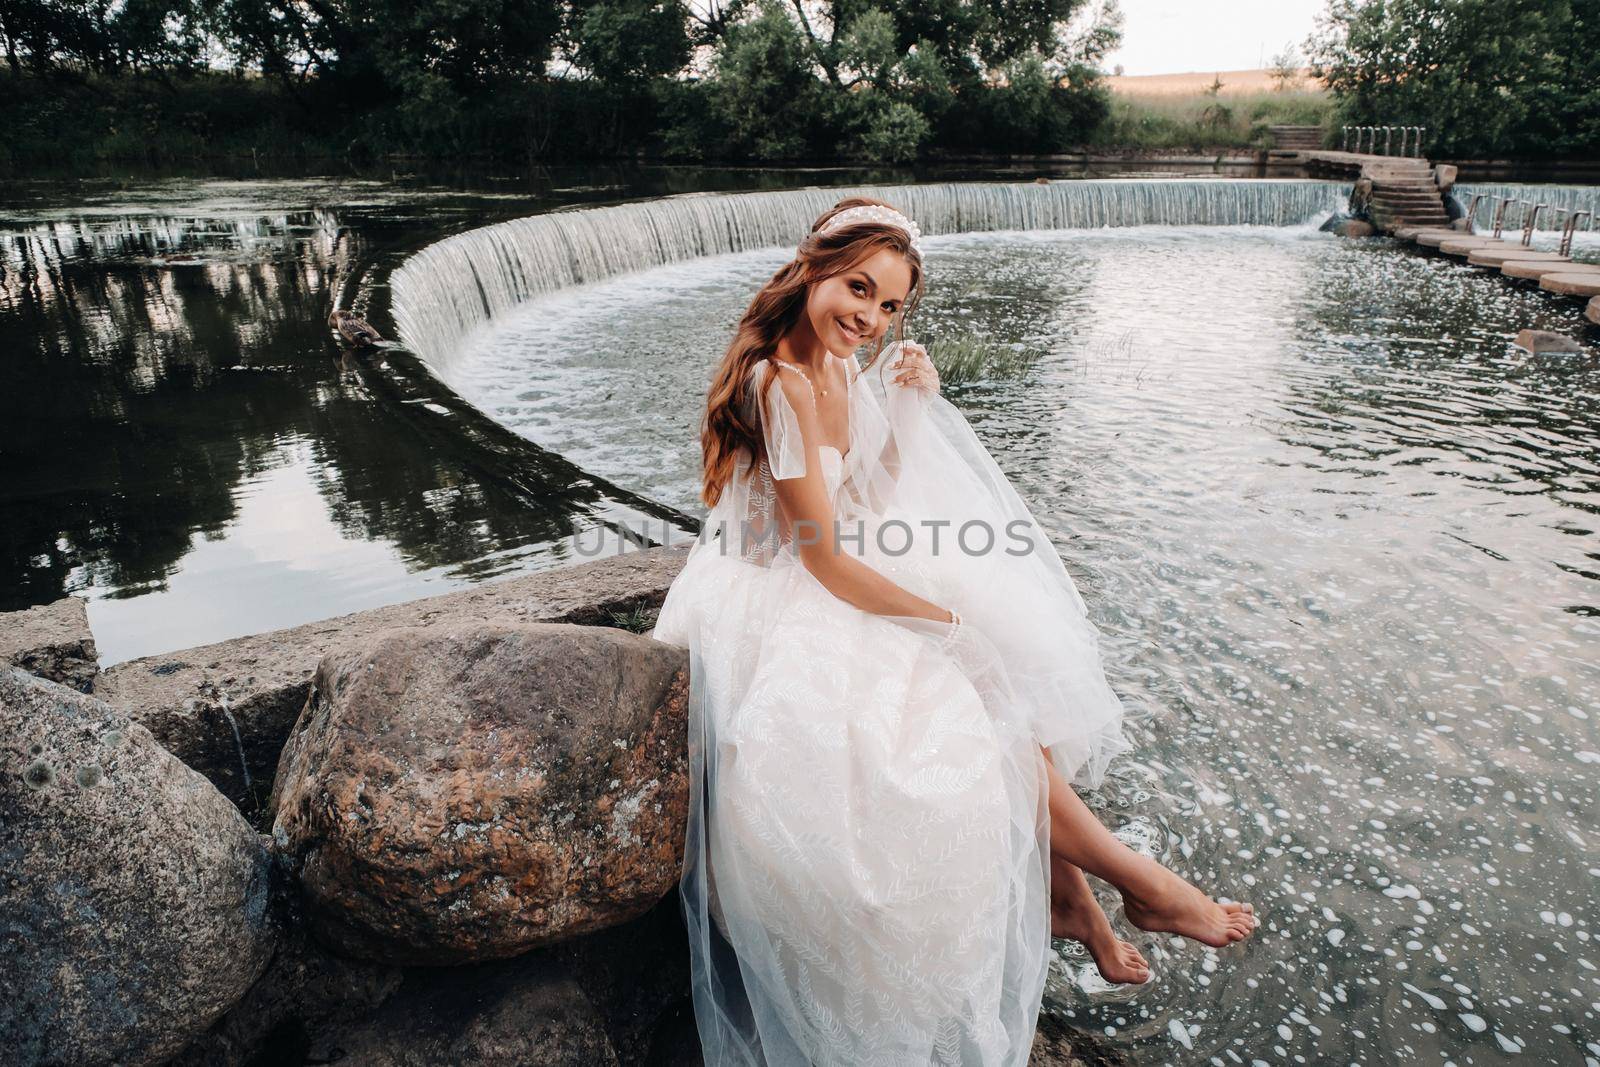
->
<box><xmin>1306</xmin><ymin>0</ymin><xmax>1600</xmax><ymax>159</ymax></box>
<box><xmin>572</xmin><ymin>0</ymin><xmax>691</xmax><ymax>83</ymax></box>
<box><xmin>928</xmin><ymin>332</ymin><xmax>1042</xmax><ymax>387</ymax></box>
<box><xmin>704</xmin><ymin>2</ymin><xmax>824</xmax><ymax>159</ymax></box>
<box><xmin>605</xmin><ymin>604</ymin><xmax>659</xmax><ymax>633</ymax></box>
<box><xmin>0</xmin><ymin>0</ymin><xmax>212</xmax><ymax>73</ymax></box>
<box><xmin>1268</xmin><ymin>44</ymin><xmax>1303</xmax><ymax>91</ymax></box>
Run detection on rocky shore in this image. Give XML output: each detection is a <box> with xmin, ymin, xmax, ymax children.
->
<box><xmin>2</xmin><ymin>546</ymin><xmax>1127</xmax><ymax>1066</ymax></box>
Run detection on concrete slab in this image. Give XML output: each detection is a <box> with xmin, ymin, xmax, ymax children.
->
<box><xmin>1440</xmin><ymin>238</ymin><xmax>1517</xmax><ymax>256</ymax></box>
<box><xmin>94</xmin><ymin>543</ymin><xmax>693</xmax><ymax>816</ymax></box>
<box><xmin>1541</xmin><ymin>273</ymin><xmax>1600</xmax><ymax>297</ymax></box>
<box><xmin>1500</xmin><ymin>261</ymin><xmax>1600</xmax><ymax>280</ymax></box>
<box><xmin>1466</xmin><ymin>248</ymin><xmax>1569</xmax><ymax>267</ymax></box>
<box><xmin>1416</xmin><ymin>233</ymin><xmax>1500</xmax><ymax>249</ymax></box>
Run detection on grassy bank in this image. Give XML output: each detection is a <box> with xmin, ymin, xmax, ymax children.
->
<box><xmin>1091</xmin><ymin>87</ymin><xmax>1333</xmax><ymax>152</ymax></box>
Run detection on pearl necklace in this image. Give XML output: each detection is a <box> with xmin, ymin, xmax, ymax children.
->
<box><xmin>776</xmin><ymin>357</ymin><xmax>829</xmax><ymax>398</ymax></box>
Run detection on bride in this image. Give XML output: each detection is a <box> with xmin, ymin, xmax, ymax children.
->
<box><xmin>650</xmin><ymin>196</ymin><xmax>1256</xmax><ymax>1065</ymax></box>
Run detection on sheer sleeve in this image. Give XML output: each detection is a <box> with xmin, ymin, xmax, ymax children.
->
<box><xmin>703</xmin><ymin>358</ymin><xmax>821</xmax><ymax>567</ymax></box>
<box><xmin>838</xmin><ymin>345</ymin><xmax>906</xmax><ymax>518</ymax></box>
<box><xmin>749</xmin><ymin>359</ymin><xmax>806</xmax><ymax>481</ymax></box>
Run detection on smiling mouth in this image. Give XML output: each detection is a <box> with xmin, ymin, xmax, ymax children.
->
<box><xmin>836</xmin><ymin>319</ymin><xmax>864</xmax><ymax>344</ymax></box>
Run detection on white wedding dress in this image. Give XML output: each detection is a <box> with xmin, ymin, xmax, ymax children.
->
<box><xmin>651</xmin><ymin>344</ymin><xmax>1130</xmax><ymax>1065</ymax></box>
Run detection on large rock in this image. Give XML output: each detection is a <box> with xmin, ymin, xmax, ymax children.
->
<box><xmin>0</xmin><ymin>668</ymin><xmax>276</xmax><ymax>1067</ymax></box>
<box><xmin>95</xmin><ymin>544</ymin><xmax>689</xmax><ymax>819</ymax></box>
<box><xmin>1332</xmin><ymin>218</ymin><xmax>1376</xmax><ymax>238</ymax></box>
<box><xmin>1433</xmin><ymin>163</ymin><xmax>1458</xmax><ymax>193</ymax></box>
<box><xmin>269</xmin><ymin>622</ymin><xmax>690</xmax><ymax>964</ymax></box>
<box><xmin>1587</xmin><ymin>295</ymin><xmax>1600</xmax><ymax>326</ymax></box>
<box><xmin>1</xmin><ymin>596</ymin><xmax>98</xmax><ymax>692</ymax></box>
<box><xmin>1029</xmin><ymin>1012</ymin><xmax>1133</xmax><ymax>1065</ymax></box>
<box><xmin>167</xmin><ymin>868</ymin><xmax>403</xmax><ymax>1067</ymax></box>
<box><xmin>306</xmin><ymin>951</ymin><xmax>621</xmax><ymax>1066</ymax></box>
<box><xmin>290</xmin><ymin>888</ymin><xmax>695</xmax><ymax>1067</ymax></box>
<box><xmin>1513</xmin><ymin>329</ymin><xmax>1583</xmax><ymax>354</ymax></box>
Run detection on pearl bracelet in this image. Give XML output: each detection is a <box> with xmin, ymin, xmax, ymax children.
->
<box><xmin>941</xmin><ymin>608</ymin><xmax>962</xmax><ymax>646</ymax></box>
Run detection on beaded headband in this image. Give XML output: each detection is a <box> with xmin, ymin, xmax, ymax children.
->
<box><xmin>817</xmin><ymin>205</ymin><xmax>924</xmax><ymax>255</ymax></box>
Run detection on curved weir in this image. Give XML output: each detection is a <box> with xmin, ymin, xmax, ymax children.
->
<box><xmin>390</xmin><ymin>179</ymin><xmax>1349</xmax><ymax>371</ymax></box>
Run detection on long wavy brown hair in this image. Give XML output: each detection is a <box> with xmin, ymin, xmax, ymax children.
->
<box><xmin>700</xmin><ymin>196</ymin><xmax>925</xmax><ymax>509</ymax></box>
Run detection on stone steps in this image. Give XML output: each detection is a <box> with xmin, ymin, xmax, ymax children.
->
<box><xmin>1366</xmin><ymin>168</ymin><xmax>1451</xmax><ymax>234</ymax></box>
<box><xmin>1373</xmin><ymin>212</ymin><xmax>1451</xmax><ymax>230</ymax></box>
<box><xmin>1267</xmin><ymin>125</ymin><xmax>1323</xmax><ymax>149</ymax></box>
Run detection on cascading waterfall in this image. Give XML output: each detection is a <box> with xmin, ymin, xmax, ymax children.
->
<box><xmin>391</xmin><ymin>179</ymin><xmax>1350</xmax><ymax>372</ymax></box>
<box><xmin>1456</xmin><ymin>182</ymin><xmax>1600</xmax><ymax>230</ymax></box>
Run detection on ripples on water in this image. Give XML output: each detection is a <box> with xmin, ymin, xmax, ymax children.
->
<box><xmin>446</xmin><ymin>225</ymin><xmax>1600</xmax><ymax>1064</ymax></box>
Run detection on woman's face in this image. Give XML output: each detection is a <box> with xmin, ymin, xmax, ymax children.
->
<box><xmin>804</xmin><ymin>246</ymin><xmax>915</xmax><ymax>357</ymax></box>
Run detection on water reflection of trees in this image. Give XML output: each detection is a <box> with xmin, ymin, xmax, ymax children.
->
<box><xmin>0</xmin><ymin>208</ymin><xmax>642</xmax><ymax>611</ymax></box>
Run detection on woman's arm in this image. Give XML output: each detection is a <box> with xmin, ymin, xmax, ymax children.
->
<box><xmin>765</xmin><ymin>368</ymin><xmax>952</xmax><ymax>624</ymax></box>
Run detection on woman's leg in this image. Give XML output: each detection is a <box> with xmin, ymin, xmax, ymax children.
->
<box><xmin>1040</xmin><ymin>745</ymin><xmax>1256</xmax><ymax>948</ymax></box>
<box><xmin>1049</xmin><ymin>851</ymin><xmax>1150</xmax><ymax>983</ymax></box>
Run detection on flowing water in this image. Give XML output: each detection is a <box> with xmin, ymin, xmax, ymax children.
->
<box><xmin>427</xmin><ymin>208</ymin><xmax>1600</xmax><ymax>1064</ymax></box>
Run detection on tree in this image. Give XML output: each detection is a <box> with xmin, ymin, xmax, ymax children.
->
<box><xmin>570</xmin><ymin>0</ymin><xmax>691</xmax><ymax>83</ymax></box>
<box><xmin>1305</xmin><ymin>0</ymin><xmax>1599</xmax><ymax>158</ymax></box>
<box><xmin>703</xmin><ymin>0</ymin><xmax>822</xmax><ymax>157</ymax></box>
<box><xmin>0</xmin><ymin>0</ymin><xmax>212</xmax><ymax>75</ymax></box>
<box><xmin>211</xmin><ymin>0</ymin><xmax>564</xmax><ymax>101</ymax></box>
<box><xmin>691</xmin><ymin>0</ymin><xmax>1122</xmax><ymax>157</ymax></box>
<box><xmin>1268</xmin><ymin>43</ymin><xmax>1301</xmax><ymax>91</ymax></box>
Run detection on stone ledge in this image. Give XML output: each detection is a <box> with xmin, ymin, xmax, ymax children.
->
<box><xmin>1</xmin><ymin>596</ymin><xmax>98</xmax><ymax>692</ymax></box>
<box><xmin>94</xmin><ymin>544</ymin><xmax>692</xmax><ymax>818</ymax></box>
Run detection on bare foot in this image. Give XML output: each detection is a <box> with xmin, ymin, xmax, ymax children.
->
<box><xmin>1050</xmin><ymin>857</ymin><xmax>1150</xmax><ymax>984</ymax></box>
<box><xmin>1119</xmin><ymin>856</ymin><xmax>1257</xmax><ymax>948</ymax></box>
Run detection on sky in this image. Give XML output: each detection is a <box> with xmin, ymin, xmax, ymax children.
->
<box><xmin>1101</xmin><ymin>0</ymin><xmax>1328</xmax><ymax>75</ymax></box>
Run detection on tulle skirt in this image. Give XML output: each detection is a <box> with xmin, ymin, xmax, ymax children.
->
<box><xmin>652</xmin><ymin>495</ymin><xmax>1130</xmax><ymax>1065</ymax></box>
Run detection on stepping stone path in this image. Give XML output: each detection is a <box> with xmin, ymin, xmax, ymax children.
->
<box><xmin>1468</xmin><ymin>247</ymin><xmax>1569</xmax><ymax>266</ymax></box>
<box><xmin>1439</xmin><ymin>237</ymin><xmax>1513</xmax><ymax>256</ymax></box>
<box><xmin>1343</xmin><ymin>151</ymin><xmax>1600</xmax><ymax>321</ymax></box>
<box><xmin>1541</xmin><ymin>273</ymin><xmax>1600</xmax><ymax>298</ymax></box>
<box><xmin>1501</xmin><ymin>261</ymin><xmax>1600</xmax><ymax>280</ymax></box>
<box><xmin>1417</xmin><ymin>232</ymin><xmax>1494</xmax><ymax>249</ymax></box>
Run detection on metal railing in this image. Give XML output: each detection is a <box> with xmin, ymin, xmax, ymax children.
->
<box><xmin>1490</xmin><ymin>198</ymin><xmax>1520</xmax><ymax>240</ymax></box>
<box><xmin>1521</xmin><ymin>203</ymin><xmax>1549</xmax><ymax>247</ymax></box>
<box><xmin>1559</xmin><ymin>210</ymin><xmax>1593</xmax><ymax>258</ymax></box>
<box><xmin>1341</xmin><ymin>125</ymin><xmax>1428</xmax><ymax>157</ymax></box>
